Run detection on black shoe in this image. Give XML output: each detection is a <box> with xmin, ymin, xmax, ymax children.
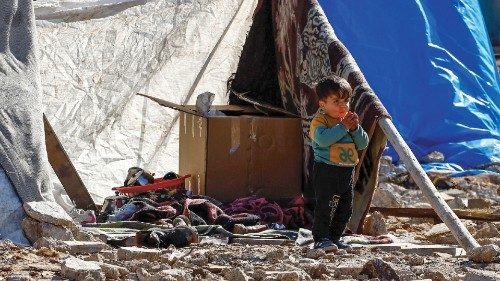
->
<box><xmin>313</xmin><ymin>238</ymin><xmax>337</xmax><ymax>252</ymax></box>
<box><xmin>334</xmin><ymin>240</ymin><xmax>352</xmax><ymax>250</ymax></box>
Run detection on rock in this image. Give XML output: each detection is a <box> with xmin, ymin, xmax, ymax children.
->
<box><xmin>372</xmin><ymin>185</ymin><xmax>403</xmax><ymax>208</ymax></box>
<box><xmin>33</xmin><ymin>237</ymin><xmax>68</xmax><ymax>252</ymax></box>
<box><xmin>464</xmin><ymin>269</ymin><xmax>499</xmax><ymax>281</ymax></box>
<box><xmin>447</xmin><ymin>198</ymin><xmax>468</xmax><ymax>209</ymax></box>
<box><xmin>475</xmin><ymin>223</ymin><xmax>499</xmax><ymax>239</ymax></box>
<box><xmin>275</xmin><ymin>271</ymin><xmax>312</xmax><ymax>281</ymax></box>
<box><xmin>23</xmin><ymin>201</ymin><xmax>76</xmax><ymax>228</ymax></box>
<box><xmin>137</xmin><ymin>268</ymin><xmax>191</xmax><ymax>281</ymax></box>
<box><xmin>403</xmin><ymin>254</ymin><xmax>425</xmax><ymax>266</ymax></box>
<box><xmin>266</xmin><ymin>248</ymin><xmax>285</xmax><ymax>261</ymax></box>
<box><xmin>306</xmin><ymin>248</ymin><xmax>326</xmax><ymax>259</ymax></box>
<box><xmin>61</xmin><ymin>257</ymin><xmax>104</xmax><ymax>281</ymax></box>
<box><xmin>117</xmin><ymin>246</ymin><xmax>161</xmax><ymax>261</ymax></box>
<box><xmin>423</xmin><ymin>270</ymin><xmax>446</xmax><ymax>281</ymax></box>
<box><xmin>467</xmin><ymin>198</ymin><xmax>492</xmax><ymax>209</ymax></box>
<box><xmin>99</xmin><ymin>263</ymin><xmax>129</xmax><ymax>280</ymax></box>
<box><xmin>60</xmin><ymin>240</ymin><xmax>109</xmax><ymax>255</ymax></box>
<box><xmin>468</xmin><ymin>244</ymin><xmax>499</xmax><ymax>263</ymax></box>
<box><xmin>363</xmin><ymin>211</ymin><xmax>388</xmax><ymax>236</ymax></box>
<box><xmin>297</xmin><ymin>260</ymin><xmax>327</xmax><ymax>279</ymax></box>
<box><xmin>21</xmin><ymin>217</ymin><xmax>74</xmax><ymax>243</ymax></box>
<box><xmin>421</xmin><ymin>151</ymin><xmax>445</xmax><ymax>163</ymax></box>
<box><xmin>223</xmin><ymin>268</ymin><xmax>251</xmax><ymax>281</ymax></box>
<box><xmin>359</xmin><ymin>258</ymin><xmax>400</xmax><ymax>280</ymax></box>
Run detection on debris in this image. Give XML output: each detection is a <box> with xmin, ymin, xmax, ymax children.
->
<box><xmin>359</xmin><ymin>258</ymin><xmax>400</xmax><ymax>281</ymax></box>
<box><xmin>21</xmin><ymin>217</ymin><xmax>74</xmax><ymax>243</ymax></box>
<box><xmin>23</xmin><ymin>201</ymin><xmax>76</xmax><ymax>228</ymax></box>
<box><xmin>61</xmin><ymin>257</ymin><xmax>104</xmax><ymax>281</ymax></box>
<box><xmin>363</xmin><ymin>211</ymin><xmax>388</xmax><ymax>236</ymax></box>
<box><xmin>223</xmin><ymin>267</ymin><xmax>251</xmax><ymax>281</ymax></box>
<box><xmin>468</xmin><ymin>244</ymin><xmax>500</xmax><ymax>263</ymax></box>
<box><xmin>59</xmin><ymin>241</ymin><xmax>110</xmax><ymax>255</ymax></box>
<box><xmin>421</xmin><ymin>151</ymin><xmax>445</xmax><ymax>163</ymax></box>
<box><xmin>117</xmin><ymin>247</ymin><xmax>162</xmax><ymax>262</ymax></box>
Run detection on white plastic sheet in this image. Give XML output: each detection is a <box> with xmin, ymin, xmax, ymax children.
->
<box><xmin>36</xmin><ymin>0</ymin><xmax>256</xmax><ymax>203</ymax></box>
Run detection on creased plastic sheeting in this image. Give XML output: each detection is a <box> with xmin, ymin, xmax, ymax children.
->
<box><xmin>36</xmin><ymin>0</ymin><xmax>256</xmax><ymax>202</ymax></box>
<box><xmin>0</xmin><ymin>169</ymin><xmax>30</xmax><ymax>245</ymax></box>
<box><xmin>319</xmin><ymin>0</ymin><xmax>500</xmax><ymax>168</ymax></box>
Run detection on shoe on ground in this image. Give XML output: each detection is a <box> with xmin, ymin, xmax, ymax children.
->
<box><xmin>313</xmin><ymin>238</ymin><xmax>338</xmax><ymax>252</ymax></box>
<box><xmin>334</xmin><ymin>240</ymin><xmax>352</xmax><ymax>250</ymax></box>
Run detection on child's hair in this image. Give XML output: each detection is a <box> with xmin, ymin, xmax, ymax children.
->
<box><xmin>315</xmin><ymin>76</ymin><xmax>352</xmax><ymax>101</ymax></box>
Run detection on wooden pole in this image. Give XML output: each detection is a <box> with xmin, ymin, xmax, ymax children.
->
<box><xmin>378</xmin><ymin>117</ymin><xmax>479</xmax><ymax>252</ymax></box>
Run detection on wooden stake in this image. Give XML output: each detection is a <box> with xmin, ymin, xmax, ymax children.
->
<box><xmin>378</xmin><ymin>117</ymin><xmax>479</xmax><ymax>252</ymax></box>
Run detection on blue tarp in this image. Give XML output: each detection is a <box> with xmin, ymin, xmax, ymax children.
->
<box><xmin>319</xmin><ymin>0</ymin><xmax>500</xmax><ymax>168</ymax></box>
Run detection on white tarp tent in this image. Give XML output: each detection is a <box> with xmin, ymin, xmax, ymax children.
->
<box><xmin>36</xmin><ymin>0</ymin><xmax>256</xmax><ymax>203</ymax></box>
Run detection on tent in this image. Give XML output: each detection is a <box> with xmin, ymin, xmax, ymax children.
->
<box><xmin>1</xmin><ymin>0</ymin><xmax>496</xmax><ymax>243</ymax></box>
<box><xmin>320</xmin><ymin>0</ymin><xmax>500</xmax><ymax>168</ymax></box>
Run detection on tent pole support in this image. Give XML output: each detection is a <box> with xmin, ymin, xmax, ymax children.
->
<box><xmin>378</xmin><ymin>117</ymin><xmax>479</xmax><ymax>253</ymax></box>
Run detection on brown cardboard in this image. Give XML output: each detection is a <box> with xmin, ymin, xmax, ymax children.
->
<box><xmin>141</xmin><ymin>94</ymin><xmax>303</xmax><ymax>202</ymax></box>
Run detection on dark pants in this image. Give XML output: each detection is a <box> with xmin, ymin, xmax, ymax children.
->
<box><xmin>312</xmin><ymin>161</ymin><xmax>354</xmax><ymax>242</ymax></box>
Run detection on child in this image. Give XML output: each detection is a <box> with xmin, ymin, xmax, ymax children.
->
<box><xmin>308</xmin><ymin>76</ymin><xmax>369</xmax><ymax>251</ymax></box>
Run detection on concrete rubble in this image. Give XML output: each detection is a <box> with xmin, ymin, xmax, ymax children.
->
<box><xmin>1</xmin><ymin>156</ymin><xmax>499</xmax><ymax>280</ymax></box>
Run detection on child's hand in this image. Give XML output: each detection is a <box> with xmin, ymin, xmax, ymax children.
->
<box><xmin>341</xmin><ymin>112</ymin><xmax>358</xmax><ymax>131</ymax></box>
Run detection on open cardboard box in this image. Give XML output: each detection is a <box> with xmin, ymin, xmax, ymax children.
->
<box><xmin>140</xmin><ymin>94</ymin><xmax>303</xmax><ymax>202</ymax></box>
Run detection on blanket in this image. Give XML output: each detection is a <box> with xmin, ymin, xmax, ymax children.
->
<box><xmin>229</xmin><ymin>0</ymin><xmax>390</xmax><ymax>233</ymax></box>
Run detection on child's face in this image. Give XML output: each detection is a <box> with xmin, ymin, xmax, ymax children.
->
<box><xmin>319</xmin><ymin>92</ymin><xmax>349</xmax><ymax>119</ymax></box>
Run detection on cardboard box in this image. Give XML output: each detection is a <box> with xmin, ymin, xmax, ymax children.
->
<box><xmin>141</xmin><ymin>94</ymin><xmax>303</xmax><ymax>202</ymax></box>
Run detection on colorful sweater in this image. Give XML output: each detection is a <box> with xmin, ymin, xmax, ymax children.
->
<box><xmin>309</xmin><ymin>112</ymin><xmax>369</xmax><ymax>167</ymax></box>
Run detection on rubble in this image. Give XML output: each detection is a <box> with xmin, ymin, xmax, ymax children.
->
<box><xmin>363</xmin><ymin>211</ymin><xmax>388</xmax><ymax>236</ymax></box>
<box><xmin>61</xmin><ymin>257</ymin><xmax>104</xmax><ymax>281</ymax></box>
<box><xmin>468</xmin><ymin>244</ymin><xmax>500</xmax><ymax>263</ymax></box>
<box><xmin>1</xmin><ymin>169</ymin><xmax>499</xmax><ymax>280</ymax></box>
<box><xmin>23</xmin><ymin>201</ymin><xmax>76</xmax><ymax>228</ymax></box>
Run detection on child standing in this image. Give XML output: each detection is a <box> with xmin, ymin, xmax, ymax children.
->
<box><xmin>309</xmin><ymin>76</ymin><xmax>369</xmax><ymax>250</ymax></box>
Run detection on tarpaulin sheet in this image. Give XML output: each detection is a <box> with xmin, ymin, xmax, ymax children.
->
<box><xmin>34</xmin><ymin>0</ymin><xmax>257</xmax><ymax>202</ymax></box>
<box><xmin>319</xmin><ymin>0</ymin><xmax>500</xmax><ymax>168</ymax></box>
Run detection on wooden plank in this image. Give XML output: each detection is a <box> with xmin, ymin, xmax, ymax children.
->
<box><xmin>370</xmin><ymin>207</ymin><xmax>500</xmax><ymax>222</ymax></box>
<box><xmin>43</xmin><ymin>114</ymin><xmax>97</xmax><ymax>211</ymax></box>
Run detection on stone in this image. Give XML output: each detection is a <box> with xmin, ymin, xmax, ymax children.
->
<box><xmin>61</xmin><ymin>257</ymin><xmax>104</xmax><ymax>281</ymax></box>
<box><xmin>33</xmin><ymin>237</ymin><xmax>69</xmax><ymax>252</ymax></box>
<box><xmin>475</xmin><ymin>223</ymin><xmax>499</xmax><ymax>239</ymax></box>
<box><xmin>468</xmin><ymin>244</ymin><xmax>499</xmax><ymax>263</ymax></box>
<box><xmin>467</xmin><ymin>198</ymin><xmax>492</xmax><ymax>209</ymax></box>
<box><xmin>359</xmin><ymin>258</ymin><xmax>400</xmax><ymax>280</ymax></box>
<box><xmin>99</xmin><ymin>263</ymin><xmax>129</xmax><ymax>280</ymax></box>
<box><xmin>441</xmin><ymin>189</ymin><xmax>466</xmax><ymax>197</ymax></box>
<box><xmin>138</xmin><ymin>268</ymin><xmax>191</xmax><ymax>281</ymax></box>
<box><xmin>60</xmin><ymin>240</ymin><xmax>109</xmax><ymax>254</ymax></box>
<box><xmin>223</xmin><ymin>268</ymin><xmax>251</xmax><ymax>281</ymax></box>
<box><xmin>266</xmin><ymin>248</ymin><xmax>285</xmax><ymax>261</ymax></box>
<box><xmin>21</xmin><ymin>217</ymin><xmax>74</xmax><ymax>243</ymax></box>
<box><xmin>423</xmin><ymin>269</ymin><xmax>452</xmax><ymax>281</ymax></box>
<box><xmin>275</xmin><ymin>271</ymin><xmax>312</xmax><ymax>281</ymax></box>
<box><xmin>421</xmin><ymin>151</ymin><xmax>445</xmax><ymax>163</ymax></box>
<box><xmin>23</xmin><ymin>201</ymin><xmax>76</xmax><ymax>228</ymax></box>
<box><xmin>464</xmin><ymin>269</ymin><xmax>499</xmax><ymax>281</ymax></box>
<box><xmin>297</xmin><ymin>260</ymin><xmax>327</xmax><ymax>279</ymax></box>
<box><xmin>363</xmin><ymin>211</ymin><xmax>388</xmax><ymax>236</ymax></box>
<box><xmin>403</xmin><ymin>254</ymin><xmax>425</xmax><ymax>266</ymax></box>
<box><xmin>447</xmin><ymin>198</ymin><xmax>468</xmax><ymax>209</ymax></box>
<box><xmin>231</xmin><ymin>238</ymin><xmax>290</xmax><ymax>246</ymax></box>
<box><xmin>371</xmin><ymin>183</ymin><xmax>403</xmax><ymax>208</ymax></box>
<box><xmin>117</xmin><ymin>246</ymin><xmax>162</xmax><ymax>261</ymax></box>
<box><xmin>306</xmin><ymin>248</ymin><xmax>326</xmax><ymax>259</ymax></box>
